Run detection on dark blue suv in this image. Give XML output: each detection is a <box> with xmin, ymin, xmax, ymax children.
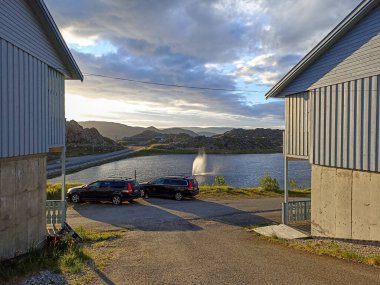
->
<box><xmin>67</xmin><ymin>178</ymin><xmax>141</xmax><ymax>205</ymax></box>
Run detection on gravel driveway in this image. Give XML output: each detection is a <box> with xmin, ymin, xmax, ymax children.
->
<box><xmin>66</xmin><ymin>197</ymin><xmax>380</xmax><ymax>285</ymax></box>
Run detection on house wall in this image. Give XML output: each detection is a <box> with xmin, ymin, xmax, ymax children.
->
<box><xmin>311</xmin><ymin>164</ymin><xmax>380</xmax><ymax>241</ymax></box>
<box><xmin>0</xmin><ymin>0</ymin><xmax>69</xmax><ymax>77</ymax></box>
<box><xmin>281</xmin><ymin>5</ymin><xmax>380</xmax><ymax>96</ymax></box>
<box><xmin>285</xmin><ymin>93</ymin><xmax>310</xmax><ymax>159</ymax></box>
<box><xmin>0</xmin><ymin>154</ymin><xmax>46</xmax><ymax>260</ymax></box>
<box><xmin>0</xmin><ymin>38</ymin><xmax>65</xmax><ymax>158</ymax></box>
<box><xmin>309</xmin><ymin>75</ymin><xmax>380</xmax><ymax>172</ymax></box>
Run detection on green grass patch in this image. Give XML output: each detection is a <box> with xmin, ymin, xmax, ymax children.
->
<box><xmin>0</xmin><ymin>227</ymin><xmax>125</xmax><ymax>284</ymax></box>
<box><xmin>74</xmin><ymin>227</ymin><xmax>123</xmax><ymax>243</ymax></box>
<box><xmin>253</xmin><ymin>233</ymin><xmax>380</xmax><ymax>267</ymax></box>
<box><xmin>198</xmin><ymin>185</ymin><xmax>311</xmax><ymax>199</ymax></box>
<box><xmin>47</xmin><ymin>183</ymin><xmax>85</xmax><ymax>200</ymax></box>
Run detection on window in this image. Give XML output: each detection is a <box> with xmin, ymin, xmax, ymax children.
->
<box><xmin>152</xmin><ymin>178</ymin><xmax>164</xmax><ymax>185</ymax></box>
<box><xmin>88</xmin><ymin>182</ymin><xmax>101</xmax><ymax>189</ymax></box>
<box><xmin>111</xmin><ymin>181</ymin><xmax>126</xmax><ymax>188</ymax></box>
<box><xmin>100</xmin><ymin>181</ymin><xmax>112</xmax><ymax>188</ymax></box>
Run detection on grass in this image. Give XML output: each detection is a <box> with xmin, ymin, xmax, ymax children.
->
<box><xmin>198</xmin><ymin>185</ymin><xmax>311</xmax><ymax>199</ymax></box>
<box><xmin>249</xmin><ymin>229</ymin><xmax>380</xmax><ymax>267</ymax></box>
<box><xmin>0</xmin><ymin>227</ymin><xmax>125</xmax><ymax>284</ymax></box>
<box><xmin>47</xmin><ymin>183</ymin><xmax>85</xmax><ymax>200</ymax></box>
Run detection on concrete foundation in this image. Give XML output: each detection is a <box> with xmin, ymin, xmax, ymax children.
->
<box><xmin>311</xmin><ymin>165</ymin><xmax>380</xmax><ymax>241</ymax></box>
<box><xmin>0</xmin><ymin>154</ymin><xmax>46</xmax><ymax>260</ymax></box>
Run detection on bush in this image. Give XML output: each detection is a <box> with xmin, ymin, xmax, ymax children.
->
<box><xmin>214</xmin><ymin>176</ymin><xmax>226</xmax><ymax>186</ymax></box>
<box><xmin>259</xmin><ymin>174</ymin><xmax>280</xmax><ymax>192</ymax></box>
<box><xmin>289</xmin><ymin>178</ymin><xmax>298</xmax><ymax>190</ymax></box>
<box><xmin>47</xmin><ymin>183</ymin><xmax>84</xmax><ymax>200</ymax></box>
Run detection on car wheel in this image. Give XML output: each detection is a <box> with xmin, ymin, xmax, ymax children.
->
<box><xmin>140</xmin><ymin>189</ymin><xmax>145</xmax><ymax>198</ymax></box>
<box><xmin>174</xmin><ymin>192</ymin><xmax>183</xmax><ymax>201</ymax></box>
<box><xmin>112</xmin><ymin>195</ymin><xmax>122</xmax><ymax>205</ymax></box>
<box><xmin>71</xmin><ymin>194</ymin><xmax>80</xmax><ymax>203</ymax></box>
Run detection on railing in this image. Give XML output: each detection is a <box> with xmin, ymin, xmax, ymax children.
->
<box><xmin>283</xmin><ymin>200</ymin><xmax>311</xmax><ymax>223</ymax></box>
<box><xmin>46</xmin><ymin>200</ymin><xmax>66</xmax><ymax>228</ymax></box>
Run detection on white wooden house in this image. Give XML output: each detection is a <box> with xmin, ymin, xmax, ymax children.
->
<box><xmin>0</xmin><ymin>0</ymin><xmax>82</xmax><ymax>259</ymax></box>
<box><xmin>266</xmin><ymin>0</ymin><xmax>380</xmax><ymax>241</ymax></box>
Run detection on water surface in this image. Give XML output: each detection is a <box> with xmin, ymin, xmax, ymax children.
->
<box><xmin>49</xmin><ymin>153</ymin><xmax>311</xmax><ymax>188</ymax></box>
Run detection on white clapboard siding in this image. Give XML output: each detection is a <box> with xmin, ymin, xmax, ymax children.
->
<box><xmin>310</xmin><ymin>75</ymin><xmax>380</xmax><ymax>172</ymax></box>
<box><xmin>0</xmin><ymin>38</ymin><xmax>65</xmax><ymax>158</ymax></box>
<box><xmin>285</xmin><ymin>93</ymin><xmax>310</xmax><ymax>159</ymax></box>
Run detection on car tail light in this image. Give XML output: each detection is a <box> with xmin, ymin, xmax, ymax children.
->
<box><xmin>127</xmin><ymin>182</ymin><xmax>133</xmax><ymax>194</ymax></box>
<box><xmin>188</xmin><ymin>180</ymin><xmax>193</xmax><ymax>190</ymax></box>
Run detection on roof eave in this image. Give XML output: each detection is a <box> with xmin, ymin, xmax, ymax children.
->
<box><xmin>265</xmin><ymin>0</ymin><xmax>378</xmax><ymax>99</ymax></box>
<box><xmin>36</xmin><ymin>0</ymin><xmax>84</xmax><ymax>81</ymax></box>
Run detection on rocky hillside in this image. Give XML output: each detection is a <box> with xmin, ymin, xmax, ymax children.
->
<box><xmin>123</xmin><ymin>128</ymin><xmax>283</xmax><ymax>153</ymax></box>
<box><xmin>66</xmin><ymin>120</ymin><xmax>116</xmax><ymax>145</ymax></box>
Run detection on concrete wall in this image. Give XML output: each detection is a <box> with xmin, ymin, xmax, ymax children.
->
<box><xmin>0</xmin><ymin>154</ymin><xmax>46</xmax><ymax>260</ymax></box>
<box><xmin>311</xmin><ymin>164</ymin><xmax>380</xmax><ymax>241</ymax></box>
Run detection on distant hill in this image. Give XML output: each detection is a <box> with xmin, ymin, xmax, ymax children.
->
<box><xmin>79</xmin><ymin>121</ymin><xmax>198</xmax><ymax>139</ymax></box>
<box><xmin>197</xmin><ymin>131</ymin><xmax>217</xmax><ymax>137</ymax></box>
<box><xmin>66</xmin><ymin>120</ymin><xmax>116</xmax><ymax>145</ymax></box>
<box><xmin>123</xmin><ymin>128</ymin><xmax>283</xmax><ymax>153</ymax></box>
<box><xmin>185</xmin><ymin>127</ymin><xmax>233</xmax><ymax>135</ymax></box>
<box><xmin>79</xmin><ymin>121</ymin><xmax>146</xmax><ymax>139</ymax></box>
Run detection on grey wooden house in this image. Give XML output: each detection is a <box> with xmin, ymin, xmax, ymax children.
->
<box><xmin>266</xmin><ymin>0</ymin><xmax>380</xmax><ymax>241</ymax></box>
<box><xmin>0</xmin><ymin>0</ymin><xmax>83</xmax><ymax>259</ymax></box>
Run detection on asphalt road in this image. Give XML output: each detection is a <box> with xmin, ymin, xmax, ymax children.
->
<box><xmin>47</xmin><ymin>149</ymin><xmax>136</xmax><ymax>174</ymax></box>
<box><xmin>67</xmin><ymin>197</ymin><xmax>380</xmax><ymax>285</ymax></box>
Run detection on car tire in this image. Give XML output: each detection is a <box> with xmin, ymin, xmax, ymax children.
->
<box><xmin>71</xmin><ymin>194</ymin><xmax>80</xmax><ymax>203</ymax></box>
<box><xmin>174</xmin><ymin>192</ymin><xmax>183</xmax><ymax>201</ymax></box>
<box><xmin>140</xmin><ymin>189</ymin><xmax>145</xmax><ymax>198</ymax></box>
<box><xmin>112</xmin><ymin>195</ymin><xmax>122</xmax><ymax>205</ymax></box>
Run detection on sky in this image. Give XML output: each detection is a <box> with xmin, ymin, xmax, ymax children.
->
<box><xmin>45</xmin><ymin>0</ymin><xmax>359</xmax><ymax>129</ymax></box>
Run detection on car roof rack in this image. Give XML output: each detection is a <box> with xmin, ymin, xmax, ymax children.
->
<box><xmin>105</xmin><ymin>176</ymin><xmax>134</xmax><ymax>180</ymax></box>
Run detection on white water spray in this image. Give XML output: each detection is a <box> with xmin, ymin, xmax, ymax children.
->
<box><xmin>192</xmin><ymin>149</ymin><xmax>207</xmax><ymax>175</ymax></box>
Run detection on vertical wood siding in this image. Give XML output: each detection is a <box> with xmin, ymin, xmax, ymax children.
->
<box><xmin>310</xmin><ymin>75</ymin><xmax>380</xmax><ymax>172</ymax></box>
<box><xmin>285</xmin><ymin>93</ymin><xmax>310</xmax><ymax>158</ymax></box>
<box><xmin>280</xmin><ymin>5</ymin><xmax>380</xmax><ymax>97</ymax></box>
<box><xmin>48</xmin><ymin>68</ymin><xmax>65</xmax><ymax>147</ymax></box>
<box><xmin>0</xmin><ymin>38</ymin><xmax>65</xmax><ymax>158</ymax></box>
<box><xmin>0</xmin><ymin>0</ymin><xmax>69</xmax><ymax>77</ymax></box>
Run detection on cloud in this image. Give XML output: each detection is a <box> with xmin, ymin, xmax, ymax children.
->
<box><xmin>45</xmin><ymin>0</ymin><xmax>359</xmax><ymax>127</ymax></box>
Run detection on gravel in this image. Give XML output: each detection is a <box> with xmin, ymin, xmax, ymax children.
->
<box><xmin>18</xmin><ymin>271</ymin><xmax>67</xmax><ymax>285</ymax></box>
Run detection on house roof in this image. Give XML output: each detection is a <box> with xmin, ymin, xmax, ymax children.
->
<box><xmin>265</xmin><ymin>0</ymin><xmax>379</xmax><ymax>98</ymax></box>
<box><xmin>31</xmin><ymin>0</ymin><xmax>83</xmax><ymax>81</ymax></box>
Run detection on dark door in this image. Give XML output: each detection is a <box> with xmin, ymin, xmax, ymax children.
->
<box><xmin>82</xmin><ymin>181</ymin><xmax>101</xmax><ymax>200</ymax></box>
<box><xmin>150</xmin><ymin>178</ymin><xmax>165</xmax><ymax>196</ymax></box>
<box><xmin>99</xmin><ymin>181</ymin><xmax>112</xmax><ymax>200</ymax></box>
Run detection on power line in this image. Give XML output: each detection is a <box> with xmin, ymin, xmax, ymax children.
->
<box><xmin>83</xmin><ymin>72</ymin><xmax>262</xmax><ymax>93</ymax></box>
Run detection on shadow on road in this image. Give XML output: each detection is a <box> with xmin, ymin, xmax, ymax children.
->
<box><xmin>147</xmin><ymin>198</ymin><xmax>276</xmax><ymax>228</ymax></box>
<box><xmin>70</xmin><ymin>197</ymin><xmax>277</xmax><ymax>231</ymax></box>
<box><xmin>71</xmin><ymin>201</ymin><xmax>203</xmax><ymax>232</ymax></box>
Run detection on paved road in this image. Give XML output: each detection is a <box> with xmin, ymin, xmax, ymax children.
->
<box><xmin>67</xmin><ymin>198</ymin><xmax>380</xmax><ymax>285</ymax></box>
<box><xmin>47</xmin><ymin>149</ymin><xmax>136</xmax><ymax>174</ymax></box>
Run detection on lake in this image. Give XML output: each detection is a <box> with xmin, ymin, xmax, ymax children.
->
<box><xmin>49</xmin><ymin>153</ymin><xmax>311</xmax><ymax>188</ymax></box>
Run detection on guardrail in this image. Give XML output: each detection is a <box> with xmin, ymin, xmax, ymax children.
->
<box><xmin>46</xmin><ymin>200</ymin><xmax>66</xmax><ymax>228</ymax></box>
<box><xmin>283</xmin><ymin>200</ymin><xmax>311</xmax><ymax>223</ymax></box>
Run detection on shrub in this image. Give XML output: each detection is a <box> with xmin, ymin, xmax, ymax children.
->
<box><xmin>259</xmin><ymin>174</ymin><xmax>280</xmax><ymax>192</ymax></box>
<box><xmin>289</xmin><ymin>178</ymin><xmax>298</xmax><ymax>190</ymax></box>
<box><xmin>47</xmin><ymin>183</ymin><xmax>84</xmax><ymax>200</ymax></box>
<box><xmin>214</xmin><ymin>176</ymin><xmax>226</xmax><ymax>186</ymax></box>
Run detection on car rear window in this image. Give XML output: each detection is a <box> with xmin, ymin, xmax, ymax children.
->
<box><xmin>111</xmin><ymin>181</ymin><xmax>126</xmax><ymax>188</ymax></box>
